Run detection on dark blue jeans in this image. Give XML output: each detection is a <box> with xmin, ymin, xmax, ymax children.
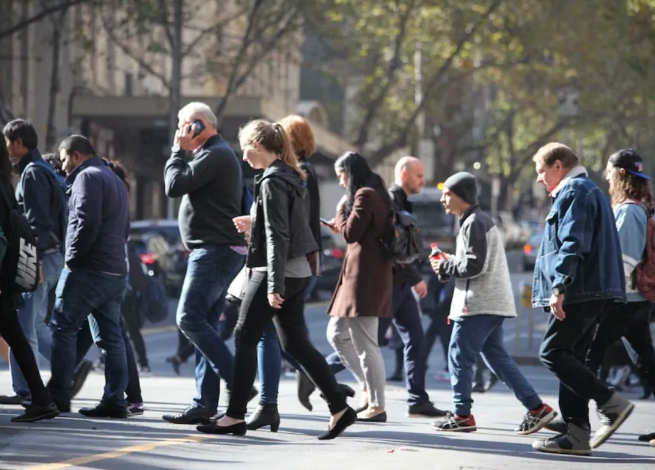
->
<box><xmin>76</xmin><ymin>316</ymin><xmax>143</xmax><ymax>404</ymax></box>
<box><xmin>49</xmin><ymin>268</ymin><xmax>128</xmax><ymax>408</ymax></box>
<box><xmin>258</xmin><ymin>274</ymin><xmax>316</xmax><ymax>404</ymax></box>
<box><xmin>176</xmin><ymin>245</ymin><xmax>245</xmax><ymax>415</ymax></box>
<box><xmin>378</xmin><ymin>285</ymin><xmax>429</xmax><ymax>406</ymax></box>
<box><xmin>449</xmin><ymin>314</ymin><xmax>542</xmax><ymax>416</ymax></box>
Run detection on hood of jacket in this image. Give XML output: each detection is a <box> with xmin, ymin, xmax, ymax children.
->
<box><xmin>257</xmin><ymin>160</ymin><xmax>306</xmax><ymax>197</ymax></box>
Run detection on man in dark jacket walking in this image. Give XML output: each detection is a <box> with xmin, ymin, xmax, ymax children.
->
<box><xmin>384</xmin><ymin>157</ymin><xmax>447</xmax><ymax>417</ymax></box>
<box><xmin>162</xmin><ymin>102</ymin><xmax>253</xmax><ymax>425</ymax></box>
<box><xmin>49</xmin><ymin>135</ymin><xmax>130</xmax><ymax>417</ymax></box>
<box><xmin>2</xmin><ymin>120</ymin><xmax>66</xmax><ymax>405</ymax></box>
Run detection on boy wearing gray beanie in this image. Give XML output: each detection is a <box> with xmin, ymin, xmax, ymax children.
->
<box><xmin>429</xmin><ymin>172</ymin><xmax>556</xmax><ymax>434</ymax></box>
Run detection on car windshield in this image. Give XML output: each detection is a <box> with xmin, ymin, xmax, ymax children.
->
<box><xmin>130</xmin><ymin>226</ymin><xmax>181</xmax><ymax>246</ymax></box>
<box><xmin>411</xmin><ymin>202</ymin><xmax>454</xmax><ymax>237</ymax></box>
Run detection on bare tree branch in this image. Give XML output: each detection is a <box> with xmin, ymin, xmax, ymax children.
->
<box><xmin>353</xmin><ymin>0</ymin><xmax>419</xmax><ymax>147</ymax></box>
<box><xmin>215</xmin><ymin>12</ymin><xmax>300</xmax><ymax>122</ymax></box>
<box><xmin>99</xmin><ymin>10</ymin><xmax>171</xmax><ymax>89</ymax></box>
<box><xmin>366</xmin><ymin>0</ymin><xmax>504</xmax><ymax>167</ymax></box>
<box><xmin>0</xmin><ymin>0</ymin><xmax>91</xmax><ymax>40</ymax></box>
<box><xmin>157</xmin><ymin>0</ymin><xmax>174</xmax><ymax>48</ymax></box>
<box><xmin>214</xmin><ymin>0</ymin><xmax>302</xmax><ymax>122</ymax></box>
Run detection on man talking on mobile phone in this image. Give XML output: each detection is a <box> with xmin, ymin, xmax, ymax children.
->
<box><xmin>163</xmin><ymin>102</ymin><xmax>256</xmax><ymax>425</ymax></box>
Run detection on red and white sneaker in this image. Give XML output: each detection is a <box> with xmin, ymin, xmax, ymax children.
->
<box><xmin>515</xmin><ymin>403</ymin><xmax>557</xmax><ymax>435</ymax></box>
<box><xmin>433</xmin><ymin>412</ymin><xmax>477</xmax><ymax>432</ymax></box>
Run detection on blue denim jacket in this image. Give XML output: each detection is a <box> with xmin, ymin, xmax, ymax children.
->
<box><xmin>532</xmin><ymin>167</ymin><xmax>625</xmax><ymax>307</ymax></box>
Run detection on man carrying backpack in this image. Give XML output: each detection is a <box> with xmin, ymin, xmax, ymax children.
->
<box><xmin>1</xmin><ymin>120</ymin><xmax>66</xmax><ymax>405</ymax></box>
<box><xmin>382</xmin><ymin>157</ymin><xmax>448</xmax><ymax>418</ymax></box>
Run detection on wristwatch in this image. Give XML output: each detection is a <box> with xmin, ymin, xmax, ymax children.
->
<box><xmin>552</xmin><ymin>285</ymin><xmax>566</xmax><ymax>296</ymax></box>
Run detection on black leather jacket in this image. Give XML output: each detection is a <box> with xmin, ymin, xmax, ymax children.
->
<box><xmin>246</xmin><ymin>160</ymin><xmax>318</xmax><ymax>295</ymax></box>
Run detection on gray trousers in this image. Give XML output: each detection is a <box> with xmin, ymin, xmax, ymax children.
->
<box><xmin>327</xmin><ymin>316</ymin><xmax>386</xmax><ymax>408</ymax></box>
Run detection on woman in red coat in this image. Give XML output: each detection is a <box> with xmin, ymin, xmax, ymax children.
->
<box><xmin>326</xmin><ymin>152</ymin><xmax>392</xmax><ymax>422</ymax></box>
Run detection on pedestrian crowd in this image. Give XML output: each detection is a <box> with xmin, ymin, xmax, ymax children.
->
<box><xmin>0</xmin><ymin>102</ymin><xmax>654</xmax><ymax>454</ymax></box>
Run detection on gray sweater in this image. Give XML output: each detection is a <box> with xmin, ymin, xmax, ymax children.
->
<box><xmin>438</xmin><ymin>206</ymin><xmax>516</xmax><ymax>320</ymax></box>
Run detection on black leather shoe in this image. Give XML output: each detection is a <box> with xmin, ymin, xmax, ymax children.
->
<box><xmin>317</xmin><ymin>406</ymin><xmax>357</xmax><ymax>440</ymax></box>
<box><xmin>319</xmin><ymin>383</ymin><xmax>357</xmax><ymax>401</ymax></box>
<box><xmin>638</xmin><ymin>431</ymin><xmax>655</xmax><ymax>442</ymax></box>
<box><xmin>79</xmin><ymin>403</ymin><xmax>128</xmax><ymax>419</ymax></box>
<box><xmin>246</xmin><ymin>403</ymin><xmax>280</xmax><ymax>432</ymax></box>
<box><xmin>162</xmin><ymin>407</ymin><xmax>213</xmax><ymax>425</ymax></box>
<box><xmin>196</xmin><ymin>420</ymin><xmax>247</xmax><ymax>436</ymax></box>
<box><xmin>11</xmin><ymin>403</ymin><xmax>60</xmax><ymax>423</ymax></box>
<box><xmin>408</xmin><ymin>402</ymin><xmax>449</xmax><ymax>418</ymax></box>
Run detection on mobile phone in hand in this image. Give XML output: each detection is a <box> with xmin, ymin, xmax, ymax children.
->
<box><xmin>188</xmin><ymin>120</ymin><xmax>205</xmax><ymax>138</ymax></box>
<box><xmin>320</xmin><ymin>218</ymin><xmax>331</xmax><ymax>226</ymax></box>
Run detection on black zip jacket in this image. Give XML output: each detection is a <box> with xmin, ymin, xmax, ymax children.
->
<box><xmin>246</xmin><ymin>160</ymin><xmax>318</xmax><ymax>295</ymax></box>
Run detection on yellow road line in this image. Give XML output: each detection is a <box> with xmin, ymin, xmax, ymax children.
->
<box><xmin>25</xmin><ymin>434</ymin><xmax>212</xmax><ymax>470</ymax></box>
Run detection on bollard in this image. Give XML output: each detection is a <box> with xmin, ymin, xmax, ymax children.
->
<box><xmin>515</xmin><ymin>281</ymin><xmax>523</xmax><ymax>354</ymax></box>
<box><xmin>522</xmin><ymin>283</ymin><xmax>534</xmax><ymax>350</ymax></box>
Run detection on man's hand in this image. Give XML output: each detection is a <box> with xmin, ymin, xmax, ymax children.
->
<box><xmin>176</xmin><ymin>122</ymin><xmax>195</xmax><ymax>151</ymax></box>
<box><xmin>268</xmin><ymin>293</ymin><xmax>284</xmax><ymax>309</ymax></box>
<box><xmin>549</xmin><ymin>294</ymin><xmax>566</xmax><ymax>321</ymax></box>
<box><xmin>429</xmin><ymin>258</ymin><xmax>442</xmax><ymax>274</ymax></box>
<box><xmin>233</xmin><ymin>216</ymin><xmax>252</xmax><ymax>234</ymax></box>
<box><xmin>414</xmin><ymin>280</ymin><xmax>428</xmax><ymax>298</ymax></box>
<box><xmin>38</xmin><ymin>264</ymin><xmax>43</xmax><ymax>284</ymax></box>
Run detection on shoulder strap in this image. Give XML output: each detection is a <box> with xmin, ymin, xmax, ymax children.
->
<box><xmin>0</xmin><ymin>178</ymin><xmax>16</xmax><ymax>212</ymax></box>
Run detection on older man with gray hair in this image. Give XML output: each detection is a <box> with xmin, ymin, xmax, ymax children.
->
<box><xmin>162</xmin><ymin>102</ymin><xmax>255</xmax><ymax>425</ymax></box>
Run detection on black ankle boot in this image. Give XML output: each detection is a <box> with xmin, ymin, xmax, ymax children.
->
<box><xmin>246</xmin><ymin>403</ymin><xmax>280</xmax><ymax>432</ymax></box>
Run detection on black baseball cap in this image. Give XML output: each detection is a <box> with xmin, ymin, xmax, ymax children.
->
<box><xmin>608</xmin><ymin>149</ymin><xmax>651</xmax><ymax>180</ymax></box>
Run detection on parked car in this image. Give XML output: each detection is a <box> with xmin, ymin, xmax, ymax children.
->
<box><xmin>129</xmin><ymin>219</ymin><xmax>188</xmax><ymax>296</ymax></box>
<box><xmin>522</xmin><ymin>232</ymin><xmax>543</xmax><ymax>271</ymax></box>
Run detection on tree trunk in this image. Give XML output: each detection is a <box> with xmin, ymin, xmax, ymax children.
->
<box><xmin>166</xmin><ymin>0</ymin><xmax>183</xmax><ymax>219</ymax></box>
<box><xmin>45</xmin><ymin>11</ymin><xmax>66</xmax><ymax>151</ymax></box>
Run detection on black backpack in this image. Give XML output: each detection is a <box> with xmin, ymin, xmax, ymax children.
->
<box><xmin>0</xmin><ymin>181</ymin><xmax>40</xmax><ymax>293</ymax></box>
<box><xmin>376</xmin><ymin>199</ymin><xmax>423</xmax><ymax>265</ymax></box>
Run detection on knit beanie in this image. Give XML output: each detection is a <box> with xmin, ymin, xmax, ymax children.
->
<box><xmin>443</xmin><ymin>172</ymin><xmax>478</xmax><ymax>205</ymax></box>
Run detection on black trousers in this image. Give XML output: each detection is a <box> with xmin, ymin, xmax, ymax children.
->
<box><xmin>122</xmin><ymin>293</ymin><xmax>148</xmax><ymax>368</ymax></box>
<box><xmin>539</xmin><ymin>299</ymin><xmax>614</xmax><ymax>426</ymax></box>
<box><xmin>586</xmin><ymin>301</ymin><xmax>655</xmax><ymax>390</ymax></box>
<box><xmin>226</xmin><ymin>271</ymin><xmax>346</xmax><ymax>419</ymax></box>
<box><xmin>76</xmin><ymin>317</ymin><xmax>143</xmax><ymax>404</ymax></box>
<box><xmin>0</xmin><ymin>309</ymin><xmax>51</xmax><ymax>406</ymax></box>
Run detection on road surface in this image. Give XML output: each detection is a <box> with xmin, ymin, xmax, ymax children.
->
<box><xmin>2</xmin><ymin>251</ymin><xmax>654</xmax><ymax>469</ymax></box>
